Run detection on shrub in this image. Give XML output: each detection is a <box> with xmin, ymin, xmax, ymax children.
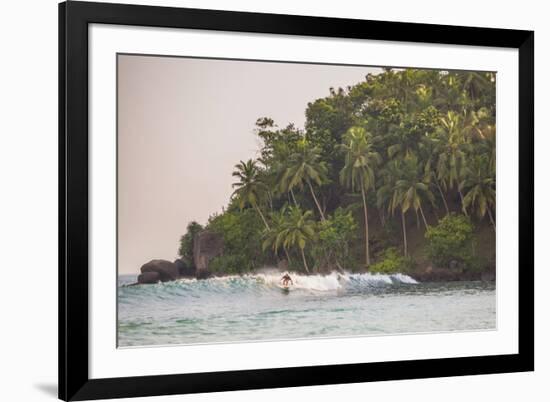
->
<box><xmin>311</xmin><ymin>208</ymin><xmax>358</xmax><ymax>270</ymax></box>
<box><xmin>369</xmin><ymin>247</ymin><xmax>414</xmax><ymax>274</ymax></box>
<box><xmin>206</xmin><ymin>208</ymin><xmax>271</xmax><ymax>273</ymax></box>
<box><xmin>208</xmin><ymin>255</ymin><xmax>247</xmax><ymax>275</ymax></box>
<box><xmin>425</xmin><ymin>214</ymin><xmax>475</xmax><ymax>268</ymax></box>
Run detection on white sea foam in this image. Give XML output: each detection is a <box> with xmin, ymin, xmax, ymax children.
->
<box><xmin>127</xmin><ymin>270</ymin><xmax>418</xmax><ymax>291</ymax></box>
<box><xmin>249</xmin><ymin>270</ymin><xmax>418</xmax><ymax>291</ymax></box>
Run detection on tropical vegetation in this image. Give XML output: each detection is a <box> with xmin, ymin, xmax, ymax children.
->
<box><xmin>179</xmin><ymin>68</ymin><xmax>496</xmax><ymax>274</ymax></box>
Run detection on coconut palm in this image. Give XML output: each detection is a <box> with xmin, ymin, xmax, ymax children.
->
<box><xmin>376</xmin><ymin>160</ymin><xmax>402</xmax><ymax>216</ymax></box>
<box><xmin>261</xmin><ymin>139</ymin><xmax>300</xmax><ymax>207</ymax></box>
<box><xmin>377</xmin><ymin>160</ymin><xmax>410</xmax><ymax>256</ymax></box>
<box><xmin>436</xmin><ymin>112</ymin><xmax>468</xmax><ymax>188</ymax></box>
<box><xmin>460</xmin><ymin>155</ymin><xmax>496</xmax><ymax>230</ymax></box>
<box><xmin>231</xmin><ymin>159</ymin><xmax>270</xmax><ymax>230</ymax></box>
<box><xmin>462</xmin><ymin>72</ymin><xmax>492</xmax><ymax>104</ymax></box>
<box><xmin>475</xmin><ymin>123</ymin><xmax>496</xmax><ymax>174</ymax></box>
<box><xmin>262</xmin><ymin>207</ymin><xmax>292</xmax><ymax>265</ymax></box>
<box><xmin>274</xmin><ymin>206</ymin><xmax>316</xmax><ymax>273</ymax></box>
<box><xmin>419</xmin><ymin>136</ymin><xmax>450</xmax><ymax>215</ymax></box>
<box><xmin>435</xmin><ymin>111</ymin><xmax>474</xmax><ymax>215</ymax></box>
<box><xmin>340</xmin><ymin>127</ymin><xmax>381</xmax><ymax>267</ymax></box>
<box><xmin>280</xmin><ymin>140</ymin><xmax>328</xmax><ymax>221</ymax></box>
<box><xmin>395</xmin><ymin>157</ymin><xmax>435</xmax><ymax>229</ymax></box>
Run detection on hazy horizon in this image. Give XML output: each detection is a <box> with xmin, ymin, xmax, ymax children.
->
<box><xmin>117</xmin><ymin>54</ymin><xmax>382</xmax><ymax>274</ymax></box>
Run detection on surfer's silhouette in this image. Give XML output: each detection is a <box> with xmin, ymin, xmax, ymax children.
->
<box><xmin>281</xmin><ymin>273</ymin><xmax>293</xmax><ymax>287</ymax></box>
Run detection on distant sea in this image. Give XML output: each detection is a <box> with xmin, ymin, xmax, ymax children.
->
<box><xmin>117</xmin><ymin>271</ymin><xmax>496</xmax><ymax>347</ymax></box>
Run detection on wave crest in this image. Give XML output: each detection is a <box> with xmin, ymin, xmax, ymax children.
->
<box><xmin>180</xmin><ymin>270</ymin><xmax>418</xmax><ymax>291</ymax></box>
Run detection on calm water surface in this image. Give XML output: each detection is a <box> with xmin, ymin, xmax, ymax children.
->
<box><xmin>117</xmin><ymin>271</ymin><xmax>495</xmax><ymax>347</ymax></box>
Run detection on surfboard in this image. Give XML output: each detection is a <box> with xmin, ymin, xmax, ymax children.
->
<box><xmin>279</xmin><ymin>284</ymin><xmax>291</xmax><ymax>293</ymax></box>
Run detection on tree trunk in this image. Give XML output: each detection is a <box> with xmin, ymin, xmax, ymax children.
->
<box><xmin>267</xmin><ymin>191</ymin><xmax>274</xmax><ymax>212</ymax></box>
<box><xmin>436</xmin><ymin>180</ymin><xmax>450</xmax><ymax>215</ymax></box>
<box><xmin>254</xmin><ymin>204</ymin><xmax>270</xmax><ymax>230</ymax></box>
<box><xmin>335</xmin><ymin>260</ymin><xmax>345</xmax><ymax>273</ymax></box>
<box><xmin>458</xmin><ymin>189</ymin><xmax>469</xmax><ymax>216</ymax></box>
<box><xmin>360</xmin><ymin>183</ymin><xmax>370</xmax><ymax>267</ymax></box>
<box><xmin>401</xmin><ymin>211</ymin><xmax>408</xmax><ymax>256</ymax></box>
<box><xmin>290</xmin><ymin>189</ymin><xmax>298</xmax><ymax>207</ymax></box>
<box><xmin>419</xmin><ymin>205</ymin><xmax>429</xmax><ymax>229</ymax></box>
<box><xmin>379</xmin><ymin>208</ymin><xmax>386</xmax><ymax>227</ymax></box>
<box><xmin>487</xmin><ymin>208</ymin><xmax>496</xmax><ymax>231</ymax></box>
<box><xmin>284</xmin><ymin>247</ymin><xmax>292</xmax><ymax>266</ymax></box>
<box><xmin>307</xmin><ymin>179</ymin><xmax>326</xmax><ymax>221</ymax></box>
<box><xmin>300</xmin><ymin>247</ymin><xmax>310</xmax><ymax>273</ymax></box>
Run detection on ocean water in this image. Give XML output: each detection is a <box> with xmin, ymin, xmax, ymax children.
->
<box><xmin>117</xmin><ymin>271</ymin><xmax>496</xmax><ymax>347</ymax></box>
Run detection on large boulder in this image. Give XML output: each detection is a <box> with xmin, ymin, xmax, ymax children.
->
<box><xmin>137</xmin><ymin>271</ymin><xmax>160</xmax><ymax>284</ymax></box>
<box><xmin>174</xmin><ymin>258</ymin><xmax>195</xmax><ymax>277</ymax></box>
<box><xmin>140</xmin><ymin>259</ymin><xmax>179</xmax><ymax>282</ymax></box>
<box><xmin>193</xmin><ymin>230</ymin><xmax>223</xmax><ymax>278</ymax></box>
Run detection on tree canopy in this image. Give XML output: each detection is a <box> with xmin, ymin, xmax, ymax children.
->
<box><xmin>180</xmin><ymin>68</ymin><xmax>496</xmax><ymax>274</ymax></box>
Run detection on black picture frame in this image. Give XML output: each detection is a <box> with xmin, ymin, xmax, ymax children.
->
<box><xmin>59</xmin><ymin>1</ymin><xmax>534</xmax><ymax>400</ymax></box>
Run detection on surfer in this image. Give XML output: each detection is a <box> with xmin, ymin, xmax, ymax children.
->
<box><xmin>281</xmin><ymin>273</ymin><xmax>293</xmax><ymax>287</ymax></box>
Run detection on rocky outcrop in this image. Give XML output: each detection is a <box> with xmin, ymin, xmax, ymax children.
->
<box><xmin>193</xmin><ymin>230</ymin><xmax>223</xmax><ymax>279</ymax></box>
<box><xmin>137</xmin><ymin>271</ymin><xmax>160</xmax><ymax>284</ymax></box>
<box><xmin>140</xmin><ymin>259</ymin><xmax>179</xmax><ymax>282</ymax></box>
<box><xmin>174</xmin><ymin>258</ymin><xmax>195</xmax><ymax>277</ymax></box>
<box><xmin>133</xmin><ymin>232</ymin><xmax>223</xmax><ymax>285</ymax></box>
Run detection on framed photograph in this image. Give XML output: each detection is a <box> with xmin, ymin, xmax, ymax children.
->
<box><xmin>59</xmin><ymin>1</ymin><xmax>534</xmax><ymax>400</ymax></box>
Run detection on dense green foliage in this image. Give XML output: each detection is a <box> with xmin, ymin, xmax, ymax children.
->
<box><xmin>207</xmin><ymin>207</ymin><xmax>267</xmax><ymax>274</ymax></box>
<box><xmin>425</xmin><ymin>214</ymin><xmax>475</xmax><ymax>268</ymax></box>
<box><xmin>311</xmin><ymin>208</ymin><xmax>358</xmax><ymax>272</ymax></box>
<box><xmin>180</xmin><ymin>68</ymin><xmax>496</xmax><ymax>274</ymax></box>
<box><xmin>178</xmin><ymin>221</ymin><xmax>203</xmax><ymax>267</ymax></box>
<box><xmin>369</xmin><ymin>247</ymin><xmax>414</xmax><ymax>274</ymax></box>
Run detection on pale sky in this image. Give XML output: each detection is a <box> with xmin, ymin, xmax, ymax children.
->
<box><xmin>117</xmin><ymin>54</ymin><xmax>381</xmax><ymax>274</ymax></box>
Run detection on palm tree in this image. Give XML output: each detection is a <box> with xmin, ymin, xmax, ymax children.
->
<box><xmin>261</xmin><ymin>140</ymin><xmax>300</xmax><ymax>207</ymax></box>
<box><xmin>419</xmin><ymin>137</ymin><xmax>450</xmax><ymax>215</ymax></box>
<box><xmin>340</xmin><ymin>127</ymin><xmax>381</xmax><ymax>267</ymax></box>
<box><xmin>376</xmin><ymin>160</ymin><xmax>402</xmax><ymax>215</ymax></box>
<box><xmin>475</xmin><ymin>123</ymin><xmax>496</xmax><ymax>174</ymax></box>
<box><xmin>377</xmin><ymin>160</ymin><xmax>409</xmax><ymax>256</ymax></box>
<box><xmin>273</xmin><ymin>206</ymin><xmax>316</xmax><ymax>273</ymax></box>
<box><xmin>262</xmin><ymin>207</ymin><xmax>292</xmax><ymax>265</ymax></box>
<box><xmin>435</xmin><ymin>111</ymin><xmax>472</xmax><ymax>214</ymax></box>
<box><xmin>461</xmin><ymin>72</ymin><xmax>492</xmax><ymax>104</ymax></box>
<box><xmin>231</xmin><ymin>159</ymin><xmax>270</xmax><ymax>230</ymax></box>
<box><xmin>395</xmin><ymin>157</ymin><xmax>435</xmax><ymax>229</ymax></box>
<box><xmin>387</xmin><ymin>123</ymin><xmax>421</xmax><ymax>161</ymax></box>
<box><xmin>461</xmin><ymin>155</ymin><xmax>496</xmax><ymax>230</ymax></box>
<box><xmin>436</xmin><ymin>112</ymin><xmax>467</xmax><ymax>187</ymax></box>
<box><xmin>280</xmin><ymin>140</ymin><xmax>328</xmax><ymax>221</ymax></box>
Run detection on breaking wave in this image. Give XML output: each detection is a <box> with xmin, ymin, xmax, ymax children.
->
<box><xmin>119</xmin><ymin>271</ymin><xmax>418</xmax><ymax>302</ymax></box>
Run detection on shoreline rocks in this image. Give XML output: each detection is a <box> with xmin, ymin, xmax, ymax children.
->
<box><xmin>134</xmin><ymin>230</ymin><xmax>224</xmax><ymax>285</ymax></box>
<box><xmin>137</xmin><ymin>271</ymin><xmax>160</xmax><ymax>284</ymax></box>
<box><xmin>193</xmin><ymin>230</ymin><xmax>223</xmax><ymax>279</ymax></box>
<box><xmin>175</xmin><ymin>258</ymin><xmax>195</xmax><ymax>278</ymax></box>
<box><xmin>139</xmin><ymin>259</ymin><xmax>179</xmax><ymax>283</ymax></box>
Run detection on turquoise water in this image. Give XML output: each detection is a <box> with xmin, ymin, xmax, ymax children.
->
<box><xmin>117</xmin><ymin>271</ymin><xmax>496</xmax><ymax>347</ymax></box>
